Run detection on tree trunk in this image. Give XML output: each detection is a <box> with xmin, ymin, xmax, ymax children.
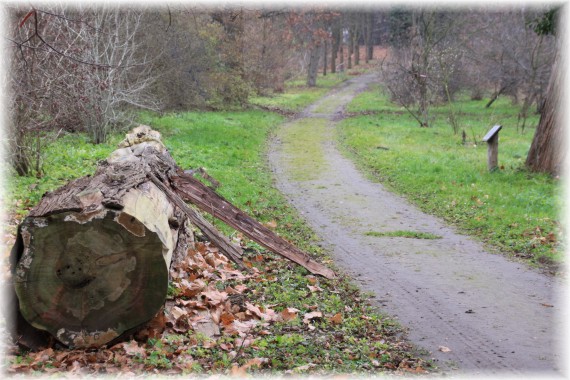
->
<box><xmin>353</xmin><ymin>26</ymin><xmax>360</xmax><ymax>66</ymax></box>
<box><xmin>355</xmin><ymin>41</ymin><xmax>360</xmax><ymax>66</ymax></box>
<box><xmin>331</xmin><ymin>26</ymin><xmax>340</xmax><ymax>74</ymax></box>
<box><xmin>11</xmin><ymin>126</ymin><xmax>192</xmax><ymax>348</ymax></box>
<box><xmin>307</xmin><ymin>43</ymin><xmax>321</xmax><ymax>87</ymax></box>
<box><xmin>347</xmin><ymin>31</ymin><xmax>353</xmax><ymax>69</ymax></box>
<box><xmin>365</xmin><ymin>13</ymin><xmax>374</xmax><ymax>62</ymax></box>
<box><xmin>526</xmin><ymin>51</ymin><xmax>565</xmax><ymax>175</ymax></box>
<box><xmin>323</xmin><ymin>40</ymin><xmax>328</xmax><ymax>76</ymax></box>
<box><xmin>485</xmin><ymin>83</ymin><xmax>510</xmax><ymax>108</ymax></box>
<box><xmin>339</xmin><ymin>43</ymin><xmax>344</xmax><ymax>72</ymax></box>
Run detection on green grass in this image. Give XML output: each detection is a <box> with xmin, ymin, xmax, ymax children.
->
<box><xmin>139</xmin><ymin>110</ymin><xmax>285</xmax><ymax>221</ymax></box>
<box><xmin>275</xmin><ymin>117</ymin><xmax>329</xmax><ymax>181</ymax></box>
<box><xmin>249</xmin><ymin>73</ymin><xmax>348</xmax><ymax>113</ymax></box>
<box><xmin>5</xmin><ymin>133</ymin><xmax>122</xmax><ymax>221</ymax></box>
<box><xmin>365</xmin><ymin>231</ymin><xmax>442</xmax><ymax>239</ymax></box>
<box><xmin>339</xmin><ymin>86</ymin><xmax>563</xmax><ymax>270</ymax></box>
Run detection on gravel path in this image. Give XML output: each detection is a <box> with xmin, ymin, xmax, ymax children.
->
<box><xmin>268</xmin><ymin>73</ymin><xmax>567</xmax><ymax>376</ymax></box>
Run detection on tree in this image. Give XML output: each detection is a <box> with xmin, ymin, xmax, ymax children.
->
<box><xmin>7</xmin><ymin>5</ymin><xmax>159</xmax><ymax>176</ymax></box>
<box><xmin>286</xmin><ymin>9</ymin><xmax>338</xmax><ymax>87</ymax></box>
<box><xmin>362</xmin><ymin>12</ymin><xmax>375</xmax><ymax>63</ymax></box>
<box><xmin>525</xmin><ymin>9</ymin><xmax>564</xmax><ymax>175</ymax></box>
<box><xmin>382</xmin><ymin>9</ymin><xmax>458</xmax><ymax>128</ymax></box>
<box><xmin>72</xmin><ymin>6</ymin><xmax>158</xmax><ymax>143</ymax></box>
<box><xmin>468</xmin><ymin>10</ymin><xmax>555</xmax><ymax>131</ymax></box>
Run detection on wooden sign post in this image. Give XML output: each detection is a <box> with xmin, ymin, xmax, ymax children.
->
<box><xmin>483</xmin><ymin>125</ymin><xmax>502</xmax><ymax>171</ymax></box>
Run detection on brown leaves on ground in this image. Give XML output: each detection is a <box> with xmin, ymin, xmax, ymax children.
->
<box><xmin>6</xmin><ymin>239</ymin><xmax>429</xmax><ymax>376</ymax></box>
<box><xmin>165</xmin><ymin>241</ymin><xmax>282</xmax><ymax>342</ymax></box>
<box><xmin>7</xmin><ymin>241</ymin><xmax>303</xmax><ymax>375</ymax></box>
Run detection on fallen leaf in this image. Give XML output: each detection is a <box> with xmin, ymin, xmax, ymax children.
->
<box><xmin>235</xmin><ymin>336</ymin><xmax>253</xmax><ymax>348</ymax></box>
<box><xmin>303</xmin><ymin>311</ymin><xmax>323</xmax><ymax>324</ymax></box>
<box><xmin>264</xmin><ymin>220</ymin><xmax>278</xmax><ymax>229</ymax></box>
<box><xmin>329</xmin><ymin>312</ymin><xmax>343</xmax><ymax>325</ymax></box>
<box><xmin>202</xmin><ymin>289</ymin><xmax>228</xmax><ymax>306</ymax></box>
<box><xmin>293</xmin><ymin>363</ymin><xmax>317</xmax><ymax>372</ymax></box>
<box><xmin>220</xmin><ymin>312</ymin><xmax>236</xmax><ymax>326</ymax></box>
<box><xmin>170</xmin><ymin>306</ymin><xmax>188</xmax><ymax>320</ymax></box>
<box><xmin>31</xmin><ymin>348</ymin><xmax>54</xmax><ymax>366</ymax></box>
<box><xmin>230</xmin><ymin>357</ymin><xmax>268</xmax><ymax>376</ymax></box>
<box><xmin>230</xmin><ymin>363</ymin><xmax>248</xmax><ymax>377</ymax></box>
<box><xmin>281</xmin><ymin>307</ymin><xmax>300</xmax><ymax>322</ymax></box>
<box><xmin>245</xmin><ymin>302</ymin><xmax>265</xmax><ymax>319</ymax></box>
<box><xmin>540</xmin><ymin>303</ymin><xmax>554</xmax><ymax>308</ymax></box>
<box><xmin>122</xmin><ymin>341</ymin><xmax>147</xmax><ymax>357</ymax></box>
<box><xmin>438</xmin><ymin>346</ymin><xmax>451</xmax><ymax>353</ymax></box>
<box><xmin>307</xmin><ymin>285</ymin><xmax>323</xmax><ymax>293</ymax></box>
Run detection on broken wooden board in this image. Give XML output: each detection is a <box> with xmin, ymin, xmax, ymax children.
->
<box><xmin>170</xmin><ymin>173</ymin><xmax>336</xmax><ymax>279</ymax></box>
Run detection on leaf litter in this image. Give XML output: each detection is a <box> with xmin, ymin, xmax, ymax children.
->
<box><xmin>6</xmin><ymin>235</ymin><xmax>431</xmax><ymax>376</ymax></box>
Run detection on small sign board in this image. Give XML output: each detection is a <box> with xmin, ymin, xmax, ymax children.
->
<box><xmin>483</xmin><ymin>125</ymin><xmax>502</xmax><ymax>142</ymax></box>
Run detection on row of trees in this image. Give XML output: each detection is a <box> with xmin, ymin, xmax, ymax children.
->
<box><xmin>381</xmin><ymin>9</ymin><xmax>556</xmax><ymax>132</ymax></box>
<box><xmin>4</xmin><ymin>5</ymin><xmax>563</xmax><ymax>177</ymax></box>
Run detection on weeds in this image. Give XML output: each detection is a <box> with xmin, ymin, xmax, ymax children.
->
<box><xmin>365</xmin><ymin>231</ymin><xmax>442</xmax><ymax>239</ymax></box>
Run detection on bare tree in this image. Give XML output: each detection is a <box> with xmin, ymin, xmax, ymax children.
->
<box><xmin>382</xmin><ymin>10</ymin><xmax>458</xmax><ymax>128</ymax></box>
<box><xmin>6</xmin><ymin>5</ymin><xmax>159</xmax><ymax>176</ymax></box>
<box><xmin>464</xmin><ymin>9</ymin><xmax>555</xmax><ymax>124</ymax></box>
<box><xmin>7</xmin><ymin>7</ymin><xmax>80</xmax><ymax>176</ymax></box>
<box><xmin>68</xmin><ymin>6</ymin><xmax>158</xmax><ymax>143</ymax></box>
<box><xmin>286</xmin><ymin>8</ymin><xmax>338</xmax><ymax>87</ymax></box>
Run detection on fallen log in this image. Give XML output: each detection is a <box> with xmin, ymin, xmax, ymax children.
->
<box><xmin>10</xmin><ymin>127</ymin><xmax>194</xmax><ymax>349</ymax></box>
<box><xmin>10</xmin><ymin>125</ymin><xmax>334</xmax><ymax>349</ymax></box>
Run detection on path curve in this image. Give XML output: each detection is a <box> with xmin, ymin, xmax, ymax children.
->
<box><xmin>268</xmin><ymin>73</ymin><xmax>567</xmax><ymax>376</ymax></box>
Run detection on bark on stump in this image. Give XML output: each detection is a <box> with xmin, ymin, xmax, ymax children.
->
<box><xmin>11</xmin><ymin>126</ymin><xmax>192</xmax><ymax>348</ymax></box>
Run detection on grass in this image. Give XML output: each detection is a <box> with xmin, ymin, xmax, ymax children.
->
<box><xmin>339</xmin><ymin>86</ymin><xmax>563</xmax><ymax>270</ymax></box>
<box><xmin>365</xmin><ymin>231</ymin><xmax>442</xmax><ymax>239</ymax></box>
<box><xmin>5</xmin><ymin>103</ymin><xmax>429</xmax><ymax>375</ymax></box>
<box><xmin>274</xmin><ymin>117</ymin><xmax>329</xmax><ymax>182</ymax></box>
<box><xmin>5</xmin><ymin>133</ymin><xmax>122</xmax><ymax>221</ymax></box>
<box><xmin>249</xmin><ymin>73</ymin><xmax>348</xmax><ymax>113</ymax></box>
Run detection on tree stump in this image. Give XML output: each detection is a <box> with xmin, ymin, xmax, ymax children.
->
<box><xmin>11</xmin><ymin>126</ymin><xmax>192</xmax><ymax>348</ymax></box>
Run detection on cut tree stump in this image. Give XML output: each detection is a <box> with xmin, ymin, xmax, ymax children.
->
<box><xmin>10</xmin><ymin>125</ymin><xmax>334</xmax><ymax>350</ymax></box>
<box><xmin>10</xmin><ymin>126</ymin><xmax>193</xmax><ymax>348</ymax></box>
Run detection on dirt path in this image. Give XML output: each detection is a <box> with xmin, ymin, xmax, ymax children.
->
<box><xmin>268</xmin><ymin>73</ymin><xmax>567</xmax><ymax>376</ymax></box>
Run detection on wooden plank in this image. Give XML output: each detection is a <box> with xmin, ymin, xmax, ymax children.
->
<box><xmin>483</xmin><ymin>125</ymin><xmax>502</xmax><ymax>142</ymax></box>
<box><xmin>170</xmin><ymin>173</ymin><xmax>336</xmax><ymax>279</ymax></box>
<box><xmin>147</xmin><ymin>172</ymin><xmax>248</xmax><ymax>272</ymax></box>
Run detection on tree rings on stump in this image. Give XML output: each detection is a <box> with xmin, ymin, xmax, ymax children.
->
<box><xmin>14</xmin><ymin>208</ymin><xmax>170</xmax><ymax>348</ymax></box>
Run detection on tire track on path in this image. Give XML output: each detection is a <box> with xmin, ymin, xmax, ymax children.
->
<box><xmin>268</xmin><ymin>73</ymin><xmax>567</xmax><ymax>376</ymax></box>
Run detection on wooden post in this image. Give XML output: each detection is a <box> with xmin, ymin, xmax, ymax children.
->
<box><xmin>483</xmin><ymin>125</ymin><xmax>502</xmax><ymax>171</ymax></box>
